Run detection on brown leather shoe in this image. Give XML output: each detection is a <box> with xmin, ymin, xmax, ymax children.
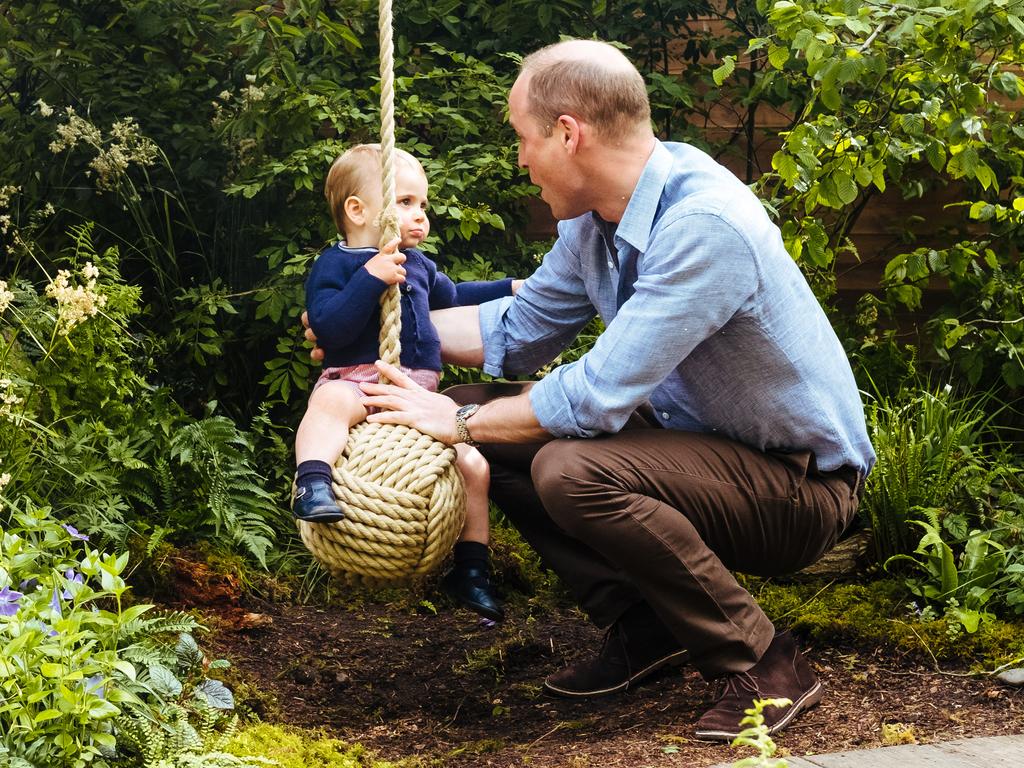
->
<box><xmin>694</xmin><ymin>630</ymin><xmax>822</xmax><ymax>741</ymax></box>
<box><xmin>544</xmin><ymin>603</ymin><xmax>688</xmax><ymax>697</ymax></box>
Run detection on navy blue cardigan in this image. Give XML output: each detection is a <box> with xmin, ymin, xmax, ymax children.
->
<box><xmin>306</xmin><ymin>243</ymin><xmax>513</xmax><ymax>371</ymax></box>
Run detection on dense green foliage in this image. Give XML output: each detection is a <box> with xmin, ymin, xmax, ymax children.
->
<box><xmin>0</xmin><ymin>507</ymin><xmax>258</xmax><ymax>767</ymax></box>
<box><xmin>736</xmin><ymin>0</ymin><xmax>1024</xmax><ymax>389</ymax></box>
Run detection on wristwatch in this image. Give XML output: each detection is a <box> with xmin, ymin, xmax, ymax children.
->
<box><xmin>454</xmin><ymin>403</ymin><xmax>481</xmax><ymax>446</ymax></box>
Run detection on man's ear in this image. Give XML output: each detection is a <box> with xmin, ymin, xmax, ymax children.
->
<box><xmin>344</xmin><ymin>195</ymin><xmax>367</xmax><ymax>227</ymax></box>
<box><xmin>557</xmin><ymin>114</ymin><xmax>582</xmax><ymax>154</ymax></box>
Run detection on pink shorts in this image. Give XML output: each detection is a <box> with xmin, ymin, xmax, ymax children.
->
<box><xmin>313</xmin><ymin>363</ymin><xmax>441</xmax><ymax>398</ymax></box>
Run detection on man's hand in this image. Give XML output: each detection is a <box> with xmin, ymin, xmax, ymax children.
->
<box><xmin>364</xmin><ymin>238</ymin><xmax>406</xmax><ymax>284</ymax></box>
<box><xmin>360</xmin><ymin>361</ymin><xmax>461</xmax><ymax>444</ymax></box>
<box><xmin>301</xmin><ymin>310</ymin><xmax>324</xmax><ymax>363</ymax></box>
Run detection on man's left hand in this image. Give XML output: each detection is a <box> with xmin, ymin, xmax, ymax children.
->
<box><xmin>360</xmin><ymin>361</ymin><xmax>461</xmax><ymax>444</ymax></box>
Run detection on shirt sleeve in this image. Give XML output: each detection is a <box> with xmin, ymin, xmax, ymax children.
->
<box><xmin>426</xmin><ymin>256</ymin><xmax>459</xmax><ymax>310</ymax></box>
<box><xmin>528</xmin><ymin>211</ymin><xmax>760</xmax><ymax>437</ymax></box>
<box><xmin>305</xmin><ymin>252</ymin><xmax>388</xmax><ymax>349</ymax></box>
<box><xmin>454</xmin><ymin>278</ymin><xmax>514</xmax><ymax>305</ymax></box>
<box><xmin>478</xmin><ymin>225</ymin><xmax>597</xmax><ymax>378</ymax></box>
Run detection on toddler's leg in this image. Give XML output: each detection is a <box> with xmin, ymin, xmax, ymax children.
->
<box><xmin>293</xmin><ymin>381</ymin><xmax>367</xmax><ymax>524</ymax></box>
<box><xmin>440</xmin><ymin>445</ymin><xmax>504</xmax><ymax>621</ymax></box>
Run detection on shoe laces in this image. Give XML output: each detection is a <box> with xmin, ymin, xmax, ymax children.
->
<box><xmin>598</xmin><ymin>620</ymin><xmax>633</xmax><ymax>677</ymax></box>
<box><xmin>713</xmin><ymin>670</ymin><xmax>762</xmax><ymax>704</ymax></box>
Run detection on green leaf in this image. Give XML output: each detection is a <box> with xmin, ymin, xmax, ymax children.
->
<box><xmin>175</xmin><ymin>633</ymin><xmax>204</xmax><ymax>670</ymax></box>
<box><xmin>768</xmin><ymin>43</ymin><xmax>790</xmax><ymax>69</ymax></box>
<box><xmin>197</xmin><ymin>678</ymin><xmax>235</xmax><ymax>709</ymax></box>
<box><xmin>713</xmin><ymin>56</ymin><xmax>736</xmax><ymax>86</ymax></box>
<box><xmin>148</xmin><ymin>664</ymin><xmax>182</xmax><ymax>697</ymax></box>
<box><xmin>772</xmin><ymin>151</ymin><xmax>800</xmax><ymax>186</ymax></box>
<box><xmin>924</xmin><ymin>140</ymin><xmax>946</xmax><ymax>172</ymax></box>
<box><xmin>834</xmin><ymin>170</ymin><xmax>858</xmax><ymax>205</ymax></box>
<box><xmin>974</xmin><ymin>162</ymin><xmax>997</xmax><ymax>191</ymax></box>
<box><xmin>944</xmin><ymin>323</ymin><xmax>971</xmax><ymax>348</ymax></box>
<box><xmin>900</xmin><ymin>113</ymin><xmax>924</xmax><ymax>134</ymax></box>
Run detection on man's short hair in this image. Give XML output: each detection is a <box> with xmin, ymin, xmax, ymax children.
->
<box><xmin>324</xmin><ymin>144</ymin><xmax>421</xmax><ymax>236</ymax></box>
<box><xmin>520</xmin><ymin>40</ymin><xmax>651</xmax><ymax>141</ymax></box>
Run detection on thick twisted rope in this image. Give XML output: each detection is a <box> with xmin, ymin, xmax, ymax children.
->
<box><xmin>375</xmin><ymin>0</ymin><xmax>402</xmax><ymax>382</ymax></box>
<box><xmin>297</xmin><ymin>0</ymin><xmax>466</xmax><ymax>584</ymax></box>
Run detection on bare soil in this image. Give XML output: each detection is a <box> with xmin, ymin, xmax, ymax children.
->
<box><xmin>204</xmin><ymin>596</ymin><xmax>1024</xmax><ymax>768</ymax></box>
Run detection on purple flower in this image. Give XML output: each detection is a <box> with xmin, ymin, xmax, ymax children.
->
<box><xmin>0</xmin><ymin>585</ymin><xmax>23</xmax><ymax>617</ymax></box>
<box><xmin>62</xmin><ymin>569</ymin><xmax>83</xmax><ymax>600</ymax></box>
<box><xmin>50</xmin><ymin>587</ymin><xmax>62</xmax><ymax>617</ymax></box>
<box><xmin>82</xmin><ymin>674</ymin><xmax>106</xmax><ymax>700</ymax></box>
<box><xmin>62</xmin><ymin>524</ymin><xmax>89</xmax><ymax>541</ymax></box>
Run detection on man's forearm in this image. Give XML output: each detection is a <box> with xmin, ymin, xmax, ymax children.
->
<box><xmin>432</xmin><ymin>306</ymin><xmax>485</xmax><ymax>367</ymax></box>
<box><xmin>467</xmin><ymin>391</ymin><xmax>552</xmax><ymax>444</ymax></box>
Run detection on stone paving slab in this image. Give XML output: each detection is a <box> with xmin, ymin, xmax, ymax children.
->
<box><xmin>711</xmin><ymin>734</ymin><xmax>1024</xmax><ymax>768</ymax></box>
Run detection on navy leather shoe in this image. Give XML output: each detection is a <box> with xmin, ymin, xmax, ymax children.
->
<box><xmin>441</xmin><ymin>565</ymin><xmax>505</xmax><ymax>621</ymax></box>
<box><xmin>292</xmin><ymin>478</ymin><xmax>345</xmax><ymax>524</ymax></box>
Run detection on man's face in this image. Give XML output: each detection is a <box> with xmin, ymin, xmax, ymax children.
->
<box><xmin>509</xmin><ymin>76</ymin><xmax>586</xmax><ymax>221</ymax></box>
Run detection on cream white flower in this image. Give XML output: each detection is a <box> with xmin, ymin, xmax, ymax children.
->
<box><xmin>0</xmin><ymin>379</ymin><xmax>23</xmax><ymax>418</ymax></box>
<box><xmin>0</xmin><ymin>472</ymin><xmax>10</xmax><ymax>490</ymax></box>
<box><xmin>241</xmin><ymin>84</ymin><xmax>266</xmax><ymax>104</ymax></box>
<box><xmin>49</xmin><ymin>107</ymin><xmax>102</xmax><ymax>154</ymax></box>
<box><xmin>49</xmin><ymin>110</ymin><xmax>157</xmax><ymax>191</ymax></box>
<box><xmin>0</xmin><ymin>185</ymin><xmax>18</xmax><ymax>209</ymax></box>
<box><xmin>81</xmin><ymin>262</ymin><xmax>99</xmax><ymax>280</ymax></box>
<box><xmin>0</xmin><ymin>280</ymin><xmax>13</xmax><ymax>314</ymax></box>
<box><xmin>44</xmin><ymin>268</ymin><xmax>107</xmax><ymax>335</ymax></box>
<box><xmin>35</xmin><ymin>99</ymin><xmax>54</xmax><ymax>117</ymax></box>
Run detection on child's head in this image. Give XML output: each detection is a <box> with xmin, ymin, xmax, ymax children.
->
<box><xmin>325</xmin><ymin>144</ymin><xmax>430</xmax><ymax>250</ymax></box>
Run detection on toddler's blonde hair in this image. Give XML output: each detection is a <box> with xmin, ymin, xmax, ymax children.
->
<box><xmin>324</xmin><ymin>143</ymin><xmax>423</xmax><ymax>236</ymax></box>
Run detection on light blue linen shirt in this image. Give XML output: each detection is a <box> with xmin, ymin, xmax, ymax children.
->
<box><xmin>479</xmin><ymin>140</ymin><xmax>876</xmax><ymax>475</ymax></box>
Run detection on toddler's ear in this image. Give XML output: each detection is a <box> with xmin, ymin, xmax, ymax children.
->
<box><xmin>344</xmin><ymin>195</ymin><xmax>367</xmax><ymax>227</ymax></box>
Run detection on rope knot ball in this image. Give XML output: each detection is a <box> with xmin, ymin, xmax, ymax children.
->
<box><xmin>297</xmin><ymin>421</ymin><xmax>467</xmax><ymax>583</ymax></box>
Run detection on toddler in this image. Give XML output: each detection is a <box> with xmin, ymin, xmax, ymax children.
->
<box><xmin>294</xmin><ymin>144</ymin><xmax>515</xmax><ymax>621</ymax></box>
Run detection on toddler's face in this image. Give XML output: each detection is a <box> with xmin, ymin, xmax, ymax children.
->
<box><xmin>360</xmin><ymin>162</ymin><xmax>430</xmax><ymax>249</ymax></box>
<box><xmin>393</xmin><ymin>163</ymin><xmax>430</xmax><ymax>249</ymax></box>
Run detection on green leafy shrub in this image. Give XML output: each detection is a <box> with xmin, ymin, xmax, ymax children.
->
<box><xmin>858</xmin><ymin>384</ymin><xmax>1024</xmax><ymax>626</ymax></box>
<box><xmin>0</xmin><ymin>505</ymin><xmax>129</xmax><ymax>765</ymax></box>
<box><xmin>861</xmin><ymin>384</ymin><xmax>996</xmax><ymax>564</ymax></box>
<box><xmin>739</xmin><ymin>0</ymin><xmax>1024</xmax><ymax>385</ymax></box>
<box><xmin>0</xmin><ymin>504</ymin><xmax>268</xmax><ymax>768</ymax></box>
<box><xmin>0</xmin><ymin>218</ymin><xmax>281</xmax><ymax>565</ymax></box>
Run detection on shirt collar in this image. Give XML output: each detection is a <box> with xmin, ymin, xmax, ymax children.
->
<box><xmin>612</xmin><ymin>140</ymin><xmax>672</xmax><ymax>255</ymax></box>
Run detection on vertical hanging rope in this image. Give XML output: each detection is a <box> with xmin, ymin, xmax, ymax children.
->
<box><xmin>375</xmin><ymin>0</ymin><xmax>402</xmax><ymax>384</ymax></box>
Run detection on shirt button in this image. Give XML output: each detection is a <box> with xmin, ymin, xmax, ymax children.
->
<box><xmin>662</xmin><ymin>412</ymin><xmax>670</xmax><ymax>420</ymax></box>
<box><xmin>607</xmin><ymin>260</ymin><xmax>614</xmax><ymax>269</ymax></box>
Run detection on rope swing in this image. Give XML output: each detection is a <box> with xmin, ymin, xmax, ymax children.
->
<box><xmin>296</xmin><ymin>0</ymin><xmax>466</xmax><ymax>583</ymax></box>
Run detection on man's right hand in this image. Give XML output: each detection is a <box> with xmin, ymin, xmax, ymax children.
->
<box><xmin>301</xmin><ymin>310</ymin><xmax>324</xmax><ymax>363</ymax></box>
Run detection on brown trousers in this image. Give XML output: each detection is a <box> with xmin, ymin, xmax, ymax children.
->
<box><xmin>446</xmin><ymin>383</ymin><xmax>860</xmax><ymax>677</ymax></box>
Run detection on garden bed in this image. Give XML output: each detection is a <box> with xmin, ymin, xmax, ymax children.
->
<box><xmin>208</xmin><ymin>597</ymin><xmax>1024</xmax><ymax>767</ymax></box>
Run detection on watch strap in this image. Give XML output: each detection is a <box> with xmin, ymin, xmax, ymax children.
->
<box><xmin>455</xmin><ymin>403</ymin><xmax>480</xmax><ymax>446</ymax></box>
